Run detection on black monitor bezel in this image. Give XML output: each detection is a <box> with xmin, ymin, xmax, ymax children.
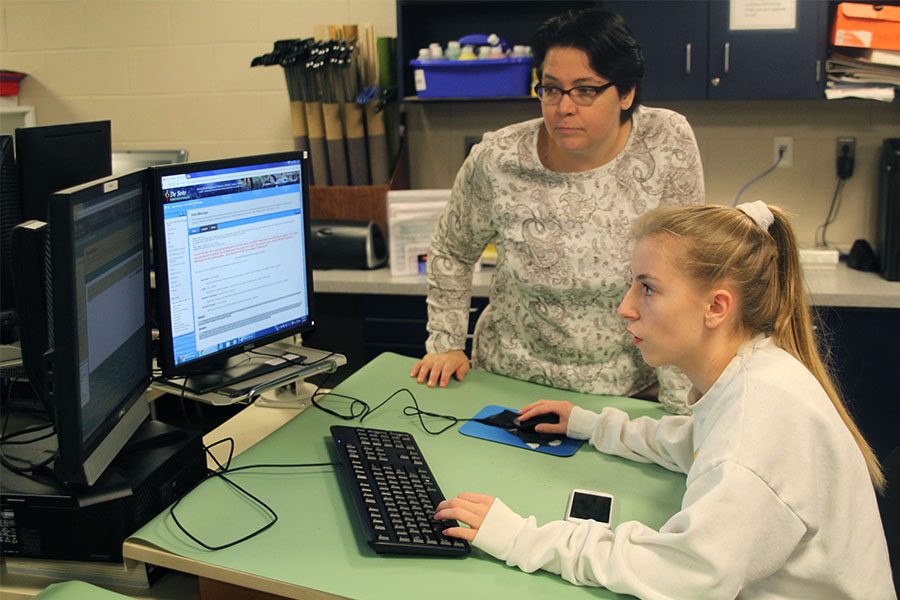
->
<box><xmin>16</xmin><ymin>120</ymin><xmax>112</xmax><ymax>223</ymax></box>
<box><xmin>48</xmin><ymin>168</ymin><xmax>153</xmax><ymax>485</ymax></box>
<box><xmin>150</xmin><ymin>151</ymin><xmax>316</xmax><ymax>380</ymax></box>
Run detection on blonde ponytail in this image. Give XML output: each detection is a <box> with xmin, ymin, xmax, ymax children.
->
<box><xmin>767</xmin><ymin>209</ymin><xmax>884</xmax><ymax>492</ymax></box>
<box><xmin>634</xmin><ymin>205</ymin><xmax>885</xmax><ymax>492</ymax></box>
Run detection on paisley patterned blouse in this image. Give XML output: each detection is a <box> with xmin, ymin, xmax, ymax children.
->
<box><xmin>425</xmin><ymin>106</ymin><xmax>704</xmax><ymax>413</ymax></box>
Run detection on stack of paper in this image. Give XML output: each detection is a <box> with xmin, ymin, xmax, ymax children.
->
<box><xmin>826</xmin><ymin>49</ymin><xmax>900</xmax><ymax>101</ymax></box>
<box><xmin>386</xmin><ymin>190</ymin><xmax>450</xmax><ymax>276</ymax></box>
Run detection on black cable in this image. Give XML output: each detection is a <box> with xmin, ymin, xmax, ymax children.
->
<box><xmin>733</xmin><ymin>147</ymin><xmax>785</xmax><ymax>207</ymax></box>
<box><xmin>311</xmin><ymin>385</ymin><xmax>483</xmax><ymax>435</ymax></box>
<box><xmin>168</xmin><ymin>437</ymin><xmax>339</xmax><ymax>551</ymax></box>
<box><xmin>0</xmin><ymin>417</ymin><xmax>58</xmax><ymax>477</ymax></box>
<box><xmin>1</xmin><ymin>424</ymin><xmax>55</xmax><ymax>445</ymax></box>
<box><xmin>816</xmin><ymin>178</ymin><xmax>846</xmax><ymax>249</ymax></box>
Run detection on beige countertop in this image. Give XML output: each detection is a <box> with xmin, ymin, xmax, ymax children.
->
<box><xmin>314</xmin><ymin>263</ymin><xmax>900</xmax><ymax>309</ymax></box>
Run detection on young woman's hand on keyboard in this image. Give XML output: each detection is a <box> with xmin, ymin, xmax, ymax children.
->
<box><xmin>434</xmin><ymin>493</ymin><xmax>496</xmax><ymax>541</ymax></box>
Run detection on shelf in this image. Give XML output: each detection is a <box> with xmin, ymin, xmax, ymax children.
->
<box><xmin>0</xmin><ymin>104</ymin><xmax>35</xmax><ymax>135</ymax></box>
<box><xmin>403</xmin><ymin>95</ymin><xmax>537</xmax><ymax>103</ymax></box>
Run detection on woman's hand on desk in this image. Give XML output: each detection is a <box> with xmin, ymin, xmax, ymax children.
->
<box><xmin>434</xmin><ymin>493</ymin><xmax>495</xmax><ymax>541</ymax></box>
<box><xmin>410</xmin><ymin>350</ymin><xmax>470</xmax><ymax>388</ymax></box>
<box><xmin>517</xmin><ymin>400</ymin><xmax>574</xmax><ymax>434</ymax></box>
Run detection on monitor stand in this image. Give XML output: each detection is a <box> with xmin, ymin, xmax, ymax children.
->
<box><xmin>256</xmin><ymin>380</ymin><xmax>321</xmax><ymax>410</ymax></box>
<box><xmin>180</xmin><ymin>350</ymin><xmax>307</xmax><ymax>395</ymax></box>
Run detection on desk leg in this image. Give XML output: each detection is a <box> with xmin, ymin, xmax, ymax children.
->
<box><xmin>199</xmin><ymin>577</ymin><xmax>340</xmax><ymax>600</ymax></box>
<box><xmin>199</xmin><ymin>577</ymin><xmax>287</xmax><ymax>600</ymax></box>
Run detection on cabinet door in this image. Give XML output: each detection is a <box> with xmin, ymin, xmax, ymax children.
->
<box><xmin>606</xmin><ymin>1</ymin><xmax>708</xmax><ymax>100</ymax></box>
<box><xmin>707</xmin><ymin>1</ymin><xmax>827</xmax><ymax>99</ymax></box>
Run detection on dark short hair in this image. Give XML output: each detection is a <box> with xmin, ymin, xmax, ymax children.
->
<box><xmin>532</xmin><ymin>8</ymin><xmax>644</xmax><ymax>121</ymax></box>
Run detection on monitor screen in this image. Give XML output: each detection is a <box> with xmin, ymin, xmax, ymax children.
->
<box><xmin>46</xmin><ymin>169</ymin><xmax>152</xmax><ymax>485</ymax></box>
<box><xmin>16</xmin><ymin>121</ymin><xmax>112</xmax><ymax>223</ymax></box>
<box><xmin>150</xmin><ymin>152</ymin><xmax>315</xmax><ymax>388</ymax></box>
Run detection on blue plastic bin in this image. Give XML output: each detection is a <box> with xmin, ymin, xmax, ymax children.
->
<box><xmin>410</xmin><ymin>57</ymin><xmax>533</xmax><ymax>98</ymax></box>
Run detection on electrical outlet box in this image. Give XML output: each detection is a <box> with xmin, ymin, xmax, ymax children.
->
<box><xmin>836</xmin><ymin>137</ymin><xmax>856</xmax><ymax>179</ymax></box>
<box><xmin>836</xmin><ymin>137</ymin><xmax>856</xmax><ymax>163</ymax></box>
<box><xmin>774</xmin><ymin>136</ymin><xmax>793</xmax><ymax>168</ymax></box>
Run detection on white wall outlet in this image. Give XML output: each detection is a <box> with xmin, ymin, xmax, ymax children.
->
<box><xmin>774</xmin><ymin>136</ymin><xmax>793</xmax><ymax>168</ymax></box>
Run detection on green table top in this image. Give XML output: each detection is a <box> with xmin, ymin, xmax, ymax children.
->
<box><xmin>32</xmin><ymin>581</ymin><xmax>131</xmax><ymax>599</ymax></box>
<box><xmin>128</xmin><ymin>352</ymin><xmax>685</xmax><ymax>599</ymax></box>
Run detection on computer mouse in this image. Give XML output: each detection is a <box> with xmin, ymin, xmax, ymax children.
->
<box><xmin>513</xmin><ymin>412</ymin><xmax>560</xmax><ymax>434</ymax></box>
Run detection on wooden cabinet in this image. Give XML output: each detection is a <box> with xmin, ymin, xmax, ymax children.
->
<box><xmin>608</xmin><ymin>0</ymin><xmax>828</xmax><ymax>100</ymax></box>
<box><xmin>605</xmin><ymin>1</ymin><xmax>709</xmax><ymax>100</ymax></box>
<box><xmin>706</xmin><ymin>1</ymin><xmax>828</xmax><ymax>99</ymax></box>
<box><xmin>397</xmin><ymin>0</ymin><xmax>830</xmax><ymax>101</ymax></box>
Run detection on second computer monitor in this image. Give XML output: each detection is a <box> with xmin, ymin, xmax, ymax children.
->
<box><xmin>150</xmin><ymin>152</ymin><xmax>315</xmax><ymax>382</ymax></box>
<box><xmin>16</xmin><ymin>121</ymin><xmax>112</xmax><ymax>222</ymax></box>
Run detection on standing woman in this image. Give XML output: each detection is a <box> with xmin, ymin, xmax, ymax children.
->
<box><xmin>410</xmin><ymin>8</ymin><xmax>705</xmax><ymax>412</ymax></box>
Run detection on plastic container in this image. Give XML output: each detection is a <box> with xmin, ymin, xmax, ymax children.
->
<box><xmin>0</xmin><ymin>70</ymin><xmax>27</xmax><ymax>96</ymax></box>
<box><xmin>409</xmin><ymin>57</ymin><xmax>533</xmax><ymax>98</ymax></box>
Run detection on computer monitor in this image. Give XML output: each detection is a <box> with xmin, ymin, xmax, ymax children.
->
<box><xmin>11</xmin><ymin>169</ymin><xmax>153</xmax><ymax>486</ymax></box>
<box><xmin>15</xmin><ymin>121</ymin><xmax>112</xmax><ymax>222</ymax></box>
<box><xmin>0</xmin><ymin>135</ymin><xmax>20</xmax><ymax>324</ymax></box>
<box><xmin>150</xmin><ymin>151</ymin><xmax>315</xmax><ymax>392</ymax></box>
<box><xmin>112</xmin><ymin>149</ymin><xmax>188</xmax><ymax>174</ymax></box>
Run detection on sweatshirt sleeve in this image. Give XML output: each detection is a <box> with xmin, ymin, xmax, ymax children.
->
<box><xmin>472</xmin><ymin>462</ymin><xmax>807</xmax><ymax>599</ymax></box>
<box><xmin>567</xmin><ymin>406</ymin><xmax>695</xmax><ymax>474</ymax></box>
<box><xmin>425</xmin><ymin>141</ymin><xmax>496</xmax><ymax>354</ymax></box>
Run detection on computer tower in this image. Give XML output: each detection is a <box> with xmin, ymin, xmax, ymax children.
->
<box><xmin>876</xmin><ymin>139</ymin><xmax>900</xmax><ymax>281</ymax></box>
<box><xmin>0</xmin><ymin>420</ymin><xmax>206</xmax><ymax>562</ymax></box>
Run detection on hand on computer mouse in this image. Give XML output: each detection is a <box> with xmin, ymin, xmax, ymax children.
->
<box><xmin>513</xmin><ymin>412</ymin><xmax>560</xmax><ymax>434</ymax></box>
<box><xmin>517</xmin><ymin>400</ymin><xmax>574</xmax><ymax>434</ymax></box>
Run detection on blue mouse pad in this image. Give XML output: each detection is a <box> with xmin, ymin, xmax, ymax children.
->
<box><xmin>458</xmin><ymin>405</ymin><xmax>585</xmax><ymax>457</ymax></box>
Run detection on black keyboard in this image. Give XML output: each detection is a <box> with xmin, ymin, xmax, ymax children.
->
<box><xmin>330</xmin><ymin>425</ymin><xmax>470</xmax><ymax>557</ymax></box>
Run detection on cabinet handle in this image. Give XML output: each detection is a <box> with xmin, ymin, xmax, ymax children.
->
<box><xmin>469</xmin><ymin>307</ymin><xmax>479</xmax><ymax>314</ymax></box>
<box><xmin>816</xmin><ymin>59</ymin><xmax>822</xmax><ymax>82</ymax></box>
<box><xmin>724</xmin><ymin>42</ymin><xmax>730</xmax><ymax>74</ymax></box>
<box><xmin>685</xmin><ymin>43</ymin><xmax>692</xmax><ymax>75</ymax></box>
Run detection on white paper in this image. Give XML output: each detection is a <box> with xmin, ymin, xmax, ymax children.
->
<box><xmin>729</xmin><ymin>0</ymin><xmax>796</xmax><ymax>31</ymax></box>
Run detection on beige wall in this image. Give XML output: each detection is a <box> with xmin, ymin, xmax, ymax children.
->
<box><xmin>2</xmin><ymin>0</ymin><xmax>898</xmax><ymax>247</ymax></box>
<box><xmin>407</xmin><ymin>99</ymin><xmax>900</xmax><ymax>248</ymax></box>
<box><xmin>0</xmin><ymin>0</ymin><xmax>397</xmax><ymax>159</ymax></box>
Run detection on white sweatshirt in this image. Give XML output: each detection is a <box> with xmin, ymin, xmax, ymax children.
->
<box><xmin>472</xmin><ymin>337</ymin><xmax>896</xmax><ymax>599</ymax></box>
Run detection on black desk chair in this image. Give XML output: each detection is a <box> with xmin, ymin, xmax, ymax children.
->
<box><xmin>878</xmin><ymin>445</ymin><xmax>899</xmax><ymax>596</ymax></box>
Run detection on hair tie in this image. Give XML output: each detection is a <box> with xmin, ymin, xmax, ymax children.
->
<box><xmin>736</xmin><ymin>200</ymin><xmax>774</xmax><ymax>231</ymax></box>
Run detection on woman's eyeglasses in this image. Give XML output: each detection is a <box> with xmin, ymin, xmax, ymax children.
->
<box><xmin>534</xmin><ymin>82</ymin><xmax>616</xmax><ymax>106</ymax></box>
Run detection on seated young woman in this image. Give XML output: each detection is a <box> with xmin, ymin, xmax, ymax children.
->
<box><xmin>434</xmin><ymin>201</ymin><xmax>895</xmax><ymax>599</ymax></box>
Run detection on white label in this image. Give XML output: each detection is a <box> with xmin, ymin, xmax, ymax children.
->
<box><xmin>103</xmin><ymin>180</ymin><xmax>119</xmax><ymax>193</ymax></box>
<box><xmin>835</xmin><ymin>29</ymin><xmax>873</xmax><ymax>48</ymax></box>
<box><xmin>414</xmin><ymin>69</ymin><xmax>427</xmax><ymax>92</ymax></box>
<box><xmin>729</xmin><ymin>0</ymin><xmax>796</xmax><ymax>31</ymax></box>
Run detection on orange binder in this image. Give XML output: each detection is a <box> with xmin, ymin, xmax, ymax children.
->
<box><xmin>833</xmin><ymin>3</ymin><xmax>900</xmax><ymax>51</ymax></box>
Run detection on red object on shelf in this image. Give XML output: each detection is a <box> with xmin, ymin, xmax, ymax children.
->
<box><xmin>0</xmin><ymin>70</ymin><xmax>28</xmax><ymax>96</ymax></box>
